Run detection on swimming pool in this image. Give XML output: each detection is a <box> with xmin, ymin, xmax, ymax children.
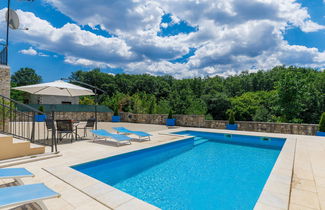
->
<box><xmin>73</xmin><ymin>131</ymin><xmax>285</xmax><ymax>210</ymax></box>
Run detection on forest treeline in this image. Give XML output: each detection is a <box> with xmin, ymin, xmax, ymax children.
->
<box><xmin>11</xmin><ymin>66</ymin><xmax>325</xmax><ymax>124</ymax></box>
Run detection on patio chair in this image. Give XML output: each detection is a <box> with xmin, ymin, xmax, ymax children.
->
<box><xmin>0</xmin><ymin>168</ymin><xmax>34</xmax><ymax>185</ymax></box>
<box><xmin>0</xmin><ymin>183</ymin><xmax>60</xmax><ymax>209</ymax></box>
<box><xmin>78</xmin><ymin>118</ymin><xmax>96</xmax><ymax>137</ymax></box>
<box><xmin>56</xmin><ymin>120</ymin><xmax>74</xmax><ymax>143</ymax></box>
<box><xmin>112</xmin><ymin>127</ymin><xmax>152</xmax><ymax>141</ymax></box>
<box><xmin>45</xmin><ymin>118</ymin><xmax>55</xmax><ymax>140</ymax></box>
<box><xmin>91</xmin><ymin>129</ymin><xmax>132</xmax><ymax>146</ymax></box>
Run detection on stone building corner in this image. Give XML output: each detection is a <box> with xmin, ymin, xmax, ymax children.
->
<box><xmin>0</xmin><ymin>65</ymin><xmax>10</xmax><ymax>98</ymax></box>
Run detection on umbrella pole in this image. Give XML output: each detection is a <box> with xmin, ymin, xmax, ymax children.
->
<box><xmin>95</xmin><ymin>89</ymin><xmax>98</xmax><ymax>130</ymax></box>
<box><xmin>51</xmin><ymin>111</ymin><xmax>57</xmax><ymax>153</ymax></box>
<box><xmin>95</xmin><ymin>105</ymin><xmax>98</xmax><ymax>130</ymax></box>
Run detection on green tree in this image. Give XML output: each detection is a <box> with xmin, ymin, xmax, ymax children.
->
<box><xmin>131</xmin><ymin>93</ymin><xmax>145</xmax><ymax>114</ymax></box>
<box><xmin>230</xmin><ymin>91</ymin><xmax>276</xmax><ymax>121</ymax></box>
<box><xmin>275</xmin><ymin>67</ymin><xmax>317</xmax><ymax>122</ymax></box>
<box><xmin>203</xmin><ymin>93</ymin><xmax>230</xmax><ymax>120</ymax></box>
<box><xmin>148</xmin><ymin>97</ymin><xmax>157</xmax><ymax>114</ymax></box>
<box><xmin>79</xmin><ymin>96</ymin><xmax>95</xmax><ymax>105</ymax></box>
<box><xmin>11</xmin><ymin>68</ymin><xmax>42</xmax><ymax>86</ymax></box>
<box><xmin>11</xmin><ymin>68</ymin><xmax>42</xmax><ymax>102</ymax></box>
<box><xmin>156</xmin><ymin>99</ymin><xmax>170</xmax><ymax>114</ymax></box>
<box><xmin>185</xmin><ymin>98</ymin><xmax>207</xmax><ymax>115</ymax></box>
<box><xmin>66</xmin><ymin>67</ymin><xmax>324</xmax><ymax>124</ymax></box>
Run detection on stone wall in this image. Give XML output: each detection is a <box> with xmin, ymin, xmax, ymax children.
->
<box><xmin>0</xmin><ymin>65</ymin><xmax>10</xmax><ymax>133</ymax></box>
<box><xmin>0</xmin><ymin>65</ymin><xmax>10</xmax><ymax>98</ymax></box>
<box><xmin>18</xmin><ymin>112</ymin><xmax>113</xmax><ymax>122</ymax></box>
<box><xmin>120</xmin><ymin>112</ymin><xmax>318</xmax><ymax>135</ymax></box>
<box><xmin>13</xmin><ymin>111</ymin><xmax>319</xmax><ymax>135</ymax></box>
<box><xmin>53</xmin><ymin>112</ymin><xmax>113</xmax><ymax>121</ymax></box>
<box><xmin>238</xmin><ymin>121</ymin><xmax>318</xmax><ymax>135</ymax></box>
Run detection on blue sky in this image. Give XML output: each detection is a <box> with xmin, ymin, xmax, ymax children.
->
<box><xmin>285</xmin><ymin>0</ymin><xmax>325</xmax><ymax>51</ymax></box>
<box><xmin>0</xmin><ymin>0</ymin><xmax>325</xmax><ymax>81</ymax></box>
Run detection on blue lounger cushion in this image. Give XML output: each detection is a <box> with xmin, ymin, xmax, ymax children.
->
<box><xmin>113</xmin><ymin>127</ymin><xmax>152</xmax><ymax>137</ymax></box>
<box><xmin>0</xmin><ymin>168</ymin><xmax>34</xmax><ymax>179</ymax></box>
<box><xmin>0</xmin><ymin>183</ymin><xmax>60</xmax><ymax>209</ymax></box>
<box><xmin>91</xmin><ymin>129</ymin><xmax>131</xmax><ymax>141</ymax></box>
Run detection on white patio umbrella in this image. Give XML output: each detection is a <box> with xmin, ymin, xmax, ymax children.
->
<box><xmin>12</xmin><ymin>80</ymin><xmax>95</xmax><ymax>96</ymax></box>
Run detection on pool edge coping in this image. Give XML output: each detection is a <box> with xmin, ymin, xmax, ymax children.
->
<box><xmin>161</xmin><ymin>129</ymin><xmax>295</xmax><ymax>210</ymax></box>
<box><xmin>254</xmin><ymin>137</ymin><xmax>296</xmax><ymax>210</ymax></box>
<box><xmin>44</xmin><ymin>128</ymin><xmax>296</xmax><ymax>210</ymax></box>
<box><xmin>43</xmin><ymin>136</ymin><xmax>194</xmax><ymax>210</ymax></box>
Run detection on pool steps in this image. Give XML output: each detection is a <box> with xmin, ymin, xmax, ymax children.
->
<box><xmin>193</xmin><ymin>137</ymin><xmax>209</xmax><ymax>146</ymax></box>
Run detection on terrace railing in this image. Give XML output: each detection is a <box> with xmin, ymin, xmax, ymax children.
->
<box><xmin>0</xmin><ymin>45</ymin><xmax>7</xmax><ymax>65</ymax></box>
<box><xmin>0</xmin><ymin>94</ymin><xmax>58</xmax><ymax>152</ymax></box>
<box><xmin>17</xmin><ymin>104</ymin><xmax>112</xmax><ymax>113</ymax></box>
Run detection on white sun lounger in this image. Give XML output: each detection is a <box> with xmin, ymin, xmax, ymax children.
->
<box><xmin>112</xmin><ymin>127</ymin><xmax>152</xmax><ymax>141</ymax></box>
<box><xmin>91</xmin><ymin>129</ymin><xmax>132</xmax><ymax>146</ymax></box>
<box><xmin>0</xmin><ymin>183</ymin><xmax>60</xmax><ymax>209</ymax></box>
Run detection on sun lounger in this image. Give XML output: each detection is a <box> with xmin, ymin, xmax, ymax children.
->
<box><xmin>91</xmin><ymin>129</ymin><xmax>132</xmax><ymax>146</ymax></box>
<box><xmin>0</xmin><ymin>183</ymin><xmax>60</xmax><ymax>209</ymax></box>
<box><xmin>0</xmin><ymin>168</ymin><xmax>34</xmax><ymax>185</ymax></box>
<box><xmin>112</xmin><ymin>127</ymin><xmax>151</xmax><ymax>141</ymax></box>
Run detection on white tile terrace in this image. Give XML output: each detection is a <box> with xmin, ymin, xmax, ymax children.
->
<box><xmin>0</xmin><ymin>122</ymin><xmax>324</xmax><ymax>210</ymax></box>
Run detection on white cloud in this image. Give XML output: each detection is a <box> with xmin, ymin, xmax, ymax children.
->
<box><xmin>44</xmin><ymin>0</ymin><xmax>164</xmax><ymax>35</ymax></box>
<box><xmin>300</xmin><ymin>20</ymin><xmax>325</xmax><ymax>32</ymax></box>
<box><xmin>38</xmin><ymin>52</ymin><xmax>49</xmax><ymax>57</ymax></box>
<box><xmin>161</xmin><ymin>23</ymin><xmax>168</xmax><ymax>28</ymax></box>
<box><xmin>0</xmin><ymin>9</ymin><xmax>137</xmax><ymax>65</ymax></box>
<box><xmin>19</xmin><ymin>46</ymin><xmax>50</xmax><ymax>57</ymax></box>
<box><xmin>64</xmin><ymin>56</ymin><xmax>112</xmax><ymax>68</ymax></box>
<box><xmin>2</xmin><ymin>0</ymin><xmax>325</xmax><ymax>77</ymax></box>
<box><xmin>19</xmin><ymin>47</ymin><xmax>37</xmax><ymax>56</ymax></box>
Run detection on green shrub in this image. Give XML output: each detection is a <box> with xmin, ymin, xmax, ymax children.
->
<box><xmin>79</xmin><ymin>96</ymin><xmax>95</xmax><ymax>105</ymax></box>
<box><xmin>319</xmin><ymin>112</ymin><xmax>325</xmax><ymax>132</ymax></box>
<box><xmin>168</xmin><ymin>109</ymin><xmax>173</xmax><ymax>119</ymax></box>
<box><xmin>228</xmin><ymin>109</ymin><xmax>235</xmax><ymax>125</ymax></box>
<box><xmin>205</xmin><ymin>114</ymin><xmax>214</xmax><ymax>120</ymax></box>
<box><xmin>113</xmin><ymin>105</ymin><xmax>119</xmax><ymax>116</ymax></box>
<box><xmin>38</xmin><ymin>105</ymin><xmax>44</xmax><ymax>115</ymax></box>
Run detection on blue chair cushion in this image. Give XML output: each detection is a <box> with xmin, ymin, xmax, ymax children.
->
<box><xmin>0</xmin><ymin>168</ymin><xmax>34</xmax><ymax>179</ymax></box>
<box><xmin>0</xmin><ymin>183</ymin><xmax>59</xmax><ymax>208</ymax></box>
<box><xmin>113</xmin><ymin>127</ymin><xmax>151</xmax><ymax>137</ymax></box>
<box><xmin>91</xmin><ymin>130</ymin><xmax>131</xmax><ymax>141</ymax></box>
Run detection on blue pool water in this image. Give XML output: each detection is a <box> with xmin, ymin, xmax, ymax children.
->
<box><xmin>73</xmin><ymin>131</ymin><xmax>285</xmax><ymax>210</ymax></box>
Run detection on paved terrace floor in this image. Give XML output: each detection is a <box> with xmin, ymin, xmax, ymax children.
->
<box><xmin>0</xmin><ymin>122</ymin><xmax>324</xmax><ymax>210</ymax></box>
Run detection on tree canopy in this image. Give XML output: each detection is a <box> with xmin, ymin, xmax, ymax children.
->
<box><xmin>11</xmin><ymin>68</ymin><xmax>43</xmax><ymax>102</ymax></box>
<box><xmin>10</xmin><ymin>66</ymin><xmax>325</xmax><ymax>124</ymax></box>
<box><xmin>69</xmin><ymin>66</ymin><xmax>324</xmax><ymax>124</ymax></box>
<box><xmin>11</xmin><ymin>68</ymin><xmax>42</xmax><ymax>87</ymax></box>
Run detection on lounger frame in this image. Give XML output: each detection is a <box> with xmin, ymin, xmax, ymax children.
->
<box><xmin>116</xmin><ymin>132</ymin><xmax>151</xmax><ymax>141</ymax></box>
<box><xmin>92</xmin><ymin>134</ymin><xmax>131</xmax><ymax>146</ymax></box>
<box><xmin>113</xmin><ymin>127</ymin><xmax>151</xmax><ymax>141</ymax></box>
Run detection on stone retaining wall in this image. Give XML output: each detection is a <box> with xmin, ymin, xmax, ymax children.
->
<box><xmin>18</xmin><ymin>112</ymin><xmax>113</xmax><ymax>122</ymax></box>
<box><xmin>0</xmin><ymin>65</ymin><xmax>10</xmax><ymax>133</ymax></box>
<box><xmin>13</xmin><ymin>111</ymin><xmax>319</xmax><ymax>135</ymax></box>
<box><xmin>0</xmin><ymin>65</ymin><xmax>10</xmax><ymax>98</ymax></box>
<box><xmin>52</xmin><ymin>112</ymin><xmax>113</xmax><ymax>121</ymax></box>
<box><xmin>120</xmin><ymin>112</ymin><xmax>318</xmax><ymax>135</ymax></box>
